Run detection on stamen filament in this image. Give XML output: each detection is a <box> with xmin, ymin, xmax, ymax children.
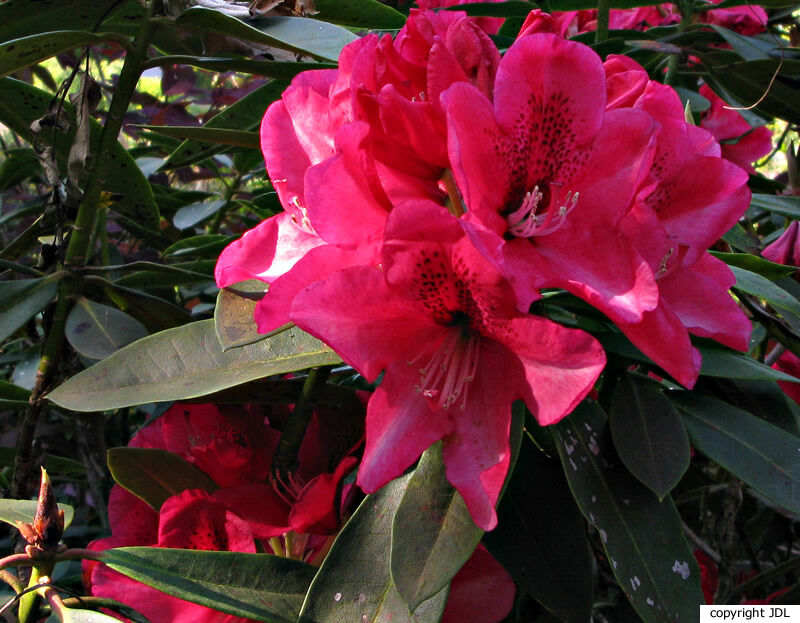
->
<box><xmin>411</xmin><ymin>329</ymin><xmax>481</xmax><ymax>410</ymax></box>
<box><xmin>507</xmin><ymin>185</ymin><xmax>579</xmax><ymax>238</ymax></box>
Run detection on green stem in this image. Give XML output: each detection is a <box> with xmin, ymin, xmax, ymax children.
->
<box><xmin>664</xmin><ymin>0</ymin><xmax>692</xmax><ymax>86</ymax></box>
<box><xmin>10</xmin><ymin>1</ymin><xmax>159</xmax><ymax>502</ymax></box>
<box><xmin>595</xmin><ymin>0</ymin><xmax>610</xmax><ymax>44</ymax></box>
<box><xmin>272</xmin><ymin>366</ymin><xmax>332</xmax><ymax>475</ymax></box>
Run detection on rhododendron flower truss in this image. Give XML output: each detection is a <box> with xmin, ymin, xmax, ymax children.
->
<box><xmin>290</xmin><ymin>203</ymin><xmax>605</xmax><ymax>530</ymax></box>
<box><xmin>442</xmin><ymin>33</ymin><xmax>659</xmax><ymax>329</ymax></box>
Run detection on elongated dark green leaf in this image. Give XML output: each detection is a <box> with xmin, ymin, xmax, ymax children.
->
<box><xmin>599</xmin><ymin>333</ymin><xmax>800</xmax><ymax>383</ymax></box>
<box><xmin>673</xmin><ymin>393</ymin><xmax>800</xmax><ymax>513</ymax></box>
<box><xmin>554</xmin><ymin>402</ymin><xmax>703</xmax><ymax>622</ymax></box>
<box><xmin>114</xmin><ymin>261</ymin><xmax>216</xmax><ymax>288</ymax></box>
<box><xmin>731</xmin><ymin>266</ymin><xmax>800</xmax><ymax>318</ymax></box>
<box><xmin>107</xmin><ymin>448</ymin><xmax>218</xmax><ymax>511</ymax></box>
<box><xmin>751</xmin><ymin>193</ymin><xmax>800</xmax><ymax>219</ymax></box>
<box><xmin>0</xmin><ymin>0</ymin><xmax>113</xmax><ymax>42</ymax></box>
<box><xmin>707</xmin><ymin>25</ymin><xmax>775</xmax><ymax>61</ymax></box>
<box><xmin>391</xmin><ymin>443</ymin><xmax>483</xmax><ymax>611</ymax></box>
<box><xmin>0</xmin><ymin>380</ymin><xmax>31</xmax><ymax>402</ymax></box>
<box><xmin>66</xmin><ymin>298</ymin><xmax>149</xmax><ymax>360</ymax></box>
<box><xmin>139</xmin><ymin>126</ymin><xmax>259</xmax><ymax>149</ymax></box>
<box><xmin>0</xmin><ymin>274</ymin><xmax>61</xmax><ymax>343</ymax></box>
<box><xmin>164</xmin><ymin>235</ymin><xmax>230</xmax><ymax>259</ymax></box>
<box><xmin>46</xmin><ymin>319</ymin><xmax>341</xmax><ymax>411</ymax></box>
<box><xmin>706</xmin><ymin>59</ymin><xmax>800</xmax><ymax>124</ymax></box>
<box><xmin>176</xmin><ymin>8</ymin><xmax>357</xmax><ymax>62</ymax></box>
<box><xmin>300</xmin><ymin>474</ymin><xmax>448</xmax><ymax>623</ymax></box>
<box><xmin>149</xmin><ymin>56</ymin><xmax>335</xmax><ymax>80</ymax></box>
<box><xmin>214</xmin><ymin>288</ymin><xmax>266</xmax><ymax>350</ymax></box>
<box><xmin>0</xmin><ymin>31</ymin><xmax>102</xmax><ymax>77</ymax></box>
<box><xmin>162</xmin><ymin>79</ymin><xmax>288</xmax><ymax>169</ymax></box>
<box><xmin>0</xmin><ymin>77</ymin><xmax>159</xmax><ymax>228</ymax></box>
<box><xmin>609</xmin><ymin>374</ymin><xmax>690</xmax><ymax>499</ymax></box>
<box><xmin>82</xmin><ymin>276</ymin><xmax>192</xmax><ymax>333</ymax></box>
<box><xmin>313</xmin><ymin>0</ymin><xmax>405</xmax><ymax>28</ymax></box>
<box><xmin>710</xmin><ymin>251</ymin><xmax>796</xmax><ymax>280</ymax></box>
<box><xmin>483</xmin><ymin>436</ymin><xmax>591</xmax><ymax>623</ymax></box>
<box><xmin>101</xmin><ymin>547</ymin><xmax>316</xmax><ymax>622</ymax></box>
<box><xmin>173</xmin><ymin>198</ymin><xmax>227</xmax><ymax>230</ymax></box>
<box><xmin>0</xmin><ymin>447</ymin><xmax>86</xmax><ymax>475</ymax></box>
<box><xmin>0</xmin><ymin>499</ymin><xmax>74</xmax><ymax>530</ymax></box>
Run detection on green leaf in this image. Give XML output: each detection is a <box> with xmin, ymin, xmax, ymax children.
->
<box><xmin>0</xmin><ymin>77</ymin><xmax>159</xmax><ymax>229</ymax></box>
<box><xmin>0</xmin><ymin>148</ymin><xmax>42</xmax><ymax>190</ymax></box>
<box><xmin>176</xmin><ymin>8</ymin><xmax>358</xmax><ymax>62</ymax></box>
<box><xmin>164</xmin><ymin>234</ymin><xmax>230</xmax><ymax>259</ymax></box>
<box><xmin>0</xmin><ymin>380</ymin><xmax>30</xmax><ymax>410</ymax></box>
<box><xmin>107</xmin><ymin>448</ymin><xmax>218</xmax><ymax>511</ymax></box>
<box><xmin>139</xmin><ymin>126</ymin><xmax>260</xmax><ymax>149</ymax></box>
<box><xmin>0</xmin><ymin>0</ymin><xmax>114</xmax><ymax>42</ymax></box>
<box><xmin>299</xmin><ymin>474</ymin><xmax>448</xmax><ymax>623</ymax></box>
<box><xmin>0</xmin><ymin>499</ymin><xmax>74</xmax><ymax>530</ymax></box>
<box><xmin>483</xmin><ymin>436</ymin><xmax>592</xmax><ymax>623</ymax></box>
<box><xmin>608</xmin><ymin>374</ymin><xmax>691</xmax><ymax>499</ymax></box>
<box><xmin>707</xmin><ymin>25</ymin><xmax>775</xmax><ymax>61</ymax></box>
<box><xmin>313</xmin><ymin>0</ymin><xmax>406</xmax><ymax>28</ymax></box>
<box><xmin>554</xmin><ymin>403</ymin><xmax>704</xmax><ymax>622</ymax></box>
<box><xmin>673</xmin><ymin>393</ymin><xmax>800</xmax><ymax>514</ymax></box>
<box><xmin>731</xmin><ymin>265</ymin><xmax>800</xmax><ymax>319</ymax></box>
<box><xmin>0</xmin><ymin>31</ymin><xmax>102</xmax><ymax>78</ymax></box>
<box><xmin>101</xmin><ymin>547</ymin><xmax>316</xmax><ymax>622</ymax></box>
<box><xmin>173</xmin><ymin>198</ymin><xmax>228</xmax><ymax>230</ymax></box>
<box><xmin>162</xmin><ymin>79</ymin><xmax>289</xmax><ymax>170</ymax></box>
<box><xmin>391</xmin><ymin>443</ymin><xmax>483</xmax><ymax>611</ymax></box>
<box><xmin>709</xmin><ymin>251</ymin><xmax>796</xmax><ymax>280</ymax></box>
<box><xmin>0</xmin><ymin>447</ymin><xmax>86</xmax><ymax>475</ymax></box>
<box><xmin>150</xmin><ymin>56</ymin><xmax>335</xmax><ymax>79</ymax></box>
<box><xmin>599</xmin><ymin>333</ymin><xmax>800</xmax><ymax>383</ymax></box>
<box><xmin>46</xmin><ymin>320</ymin><xmax>342</xmax><ymax>411</ymax></box>
<box><xmin>750</xmin><ymin>193</ymin><xmax>800</xmax><ymax>219</ymax></box>
<box><xmin>214</xmin><ymin>288</ymin><xmax>267</xmax><ymax>350</ymax></box>
<box><xmin>114</xmin><ymin>261</ymin><xmax>216</xmax><ymax>288</ymax></box>
<box><xmin>65</xmin><ymin>298</ymin><xmax>149</xmax><ymax>360</ymax></box>
<box><xmin>706</xmin><ymin>59</ymin><xmax>800</xmax><ymax>124</ymax></box>
<box><xmin>0</xmin><ymin>274</ymin><xmax>61</xmax><ymax>343</ymax></box>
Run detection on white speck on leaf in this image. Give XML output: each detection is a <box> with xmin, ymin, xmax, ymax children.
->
<box><xmin>599</xmin><ymin>528</ymin><xmax>608</xmax><ymax>543</ymax></box>
<box><xmin>334</xmin><ymin>592</ymin><xmax>343</xmax><ymax>602</ymax></box>
<box><xmin>630</xmin><ymin>576</ymin><xmax>641</xmax><ymax>591</ymax></box>
<box><xmin>672</xmin><ymin>560</ymin><xmax>690</xmax><ymax>579</ymax></box>
<box><xmin>588</xmin><ymin>436</ymin><xmax>600</xmax><ymax>455</ymax></box>
<box><xmin>647</xmin><ymin>598</ymin><xmax>654</xmax><ymax>606</ymax></box>
<box><xmin>569</xmin><ymin>458</ymin><xmax>577</xmax><ymax>471</ymax></box>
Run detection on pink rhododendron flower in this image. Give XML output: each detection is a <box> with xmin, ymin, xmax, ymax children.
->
<box><xmin>763</xmin><ymin>221</ymin><xmax>800</xmax><ymax>267</ymax></box>
<box><xmin>441</xmin><ymin>544</ymin><xmax>515</xmax><ymax>623</ymax></box>
<box><xmin>85</xmin><ymin>487</ymin><xmax>259</xmax><ymax>623</ymax></box>
<box><xmin>699</xmin><ymin>84</ymin><xmax>773</xmax><ymax>173</ymax></box>
<box><xmin>415</xmin><ymin>0</ymin><xmax>505</xmax><ymax>35</ymax></box>
<box><xmin>442</xmin><ymin>33</ymin><xmax>660</xmax><ymax>343</ymax></box>
<box><xmin>772</xmin><ymin>350</ymin><xmax>800</xmax><ymax>405</ymax></box>
<box><xmin>603</xmin><ymin>55</ymin><xmax>752</xmax><ymax>386</ymax></box>
<box><xmin>216</xmin><ymin>9</ymin><xmax>500</xmax><ymax>333</ymax></box>
<box><xmin>290</xmin><ymin>203</ymin><xmax>606</xmax><ymax>530</ymax></box>
<box><xmin>85</xmin><ymin>402</ymin><xmax>364</xmax><ymax>620</ymax></box>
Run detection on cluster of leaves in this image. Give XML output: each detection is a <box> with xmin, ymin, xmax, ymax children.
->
<box><xmin>0</xmin><ymin>0</ymin><xmax>800</xmax><ymax>621</ymax></box>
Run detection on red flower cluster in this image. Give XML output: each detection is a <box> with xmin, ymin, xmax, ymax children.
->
<box><xmin>216</xmin><ymin>9</ymin><xmax>753</xmax><ymax>530</ymax></box>
<box><xmin>84</xmin><ymin>402</ymin><xmax>364</xmax><ymax>621</ymax></box>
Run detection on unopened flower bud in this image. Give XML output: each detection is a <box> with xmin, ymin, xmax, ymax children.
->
<box><xmin>15</xmin><ymin>468</ymin><xmax>65</xmax><ymax>551</ymax></box>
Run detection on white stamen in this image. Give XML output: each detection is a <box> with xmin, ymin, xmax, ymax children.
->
<box><xmin>290</xmin><ymin>196</ymin><xmax>315</xmax><ymax>233</ymax></box>
<box><xmin>410</xmin><ymin>329</ymin><xmax>481</xmax><ymax>410</ymax></box>
<box><xmin>507</xmin><ymin>185</ymin><xmax>579</xmax><ymax>238</ymax></box>
<box><xmin>657</xmin><ymin>247</ymin><xmax>674</xmax><ymax>277</ymax></box>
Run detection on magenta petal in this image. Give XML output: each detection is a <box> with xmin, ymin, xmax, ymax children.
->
<box><xmin>619</xmin><ymin>302</ymin><xmax>702</xmax><ymax>388</ymax></box>
<box><xmin>490</xmin><ymin>316</ymin><xmax>606</xmax><ymax>426</ymax></box>
<box><xmin>107</xmin><ymin>485</ymin><xmax>158</xmax><ymax>545</ymax></box>
<box><xmin>254</xmin><ymin>243</ymin><xmax>377</xmax><ymax>334</ymax></box>
<box><xmin>659</xmin><ymin>254</ymin><xmax>751</xmax><ymax>352</ymax></box>
<box><xmin>441</xmin><ymin>544</ymin><xmax>515</xmax><ymax>623</ymax></box>
<box><xmin>763</xmin><ymin>221</ymin><xmax>800</xmax><ymax>266</ymax></box>
<box><xmin>493</xmin><ymin>34</ymin><xmax>606</xmax><ymax>163</ymax></box>
<box><xmin>213</xmin><ymin>483</ymin><xmax>291</xmax><ymax>539</ymax></box>
<box><xmin>290</xmin><ymin>456</ymin><xmax>358</xmax><ymax>535</ymax></box>
<box><xmin>214</xmin><ymin>213</ymin><xmax>322</xmax><ymax>288</ymax></box>
<box><xmin>291</xmin><ymin>265</ymin><xmax>442</xmax><ymax>382</ymax></box>
<box><xmin>357</xmin><ymin>360</ymin><xmax>454</xmax><ymax>494</ymax></box>
<box><xmin>157</xmin><ymin>490</ymin><xmax>256</xmax><ymax>553</ymax></box>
